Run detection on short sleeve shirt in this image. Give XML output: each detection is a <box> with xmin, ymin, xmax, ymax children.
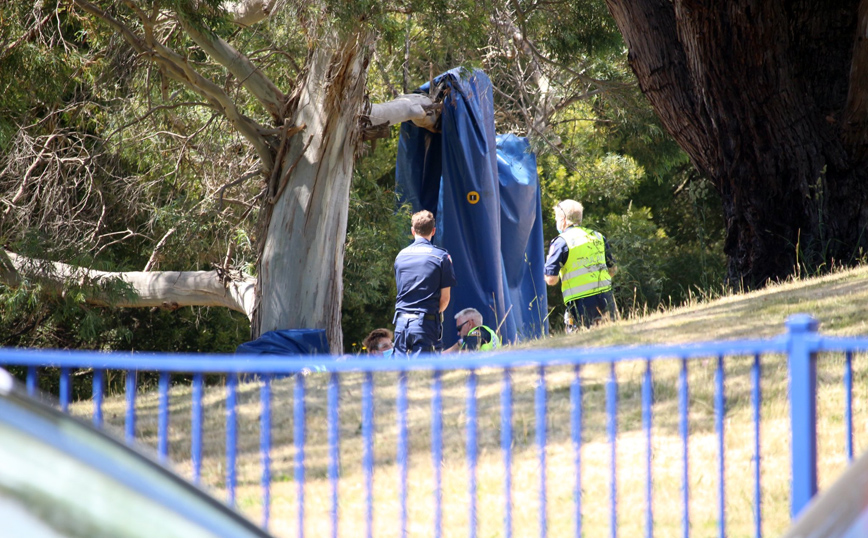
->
<box><xmin>544</xmin><ymin>227</ymin><xmax>615</xmax><ymax>276</ymax></box>
<box><xmin>394</xmin><ymin>237</ymin><xmax>457</xmax><ymax>314</ymax></box>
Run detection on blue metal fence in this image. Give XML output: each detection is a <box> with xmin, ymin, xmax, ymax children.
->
<box><xmin>2</xmin><ymin>313</ymin><xmax>867</xmax><ymax>537</ymax></box>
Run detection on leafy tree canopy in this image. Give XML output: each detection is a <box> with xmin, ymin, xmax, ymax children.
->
<box><xmin>0</xmin><ymin>0</ymin><xmax>725</xmax><ymax>350</ymax></box>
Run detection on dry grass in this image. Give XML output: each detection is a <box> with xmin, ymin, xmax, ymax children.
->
<box><xmin>68</xmin><ymin>264</ymin><xmax>868</xmax><ymax>537</ymax></box>
<box><xmin>524</xmin><ymin>264</ymin><xmax>868</xmax><ymax>349</ymax></box>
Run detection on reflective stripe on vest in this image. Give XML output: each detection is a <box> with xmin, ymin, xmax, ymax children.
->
<box><xmin>558</xmin><ymin>226</ymin><xmax>612</xmax><ymax>303</ymax></box>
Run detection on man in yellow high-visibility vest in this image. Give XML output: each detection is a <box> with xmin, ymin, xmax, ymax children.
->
<box><xmin>443</xmin><ymin>307</ymin><xmax>502</xmax><ymax>352</ymax></box>
<box><xmin>544</xmin><ymin>199</ymin><xmax>617</xmax><ymax>331</ymax></box>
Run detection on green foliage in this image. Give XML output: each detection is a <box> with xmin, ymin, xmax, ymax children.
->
<box><xmin>1</xmin><ymin>283</ymin><xmax>248</xmax><ymax>398</ymax></box>
<box><xmin>535</xmin><ymin>74</ymin><xmax>726</xmax><ymax>327</ymax></box>
<box><xmin>341</xmin><ymin>136</ymin><xmax>411</xmax><ymax>351</ymax></box>
<box><xmin>172</xmin><ymin>0</ymin><xmax>234</xmax><ymax>34</ymax></box>
<box><xmin>0</xmin><ymin>2</ymin><xmax>82</xmax><ymax>146</ymax></box>
<box><xmin>590</xmin><ymin>84</ymin><xmax>727</xmax><ymax>309</ymax></box>
<box><xmin>538</xmin><ymin>151</ymin><xmax>643</xmax><ymax>211</ymax></box>
<box><xmin>602</xmin><ymin>205</ymin><xmax>673</xmax><ymax>312</ymax></box>
<box><xmin>0</xmin><ymin>0</ymin><xmax>731</xmax><ymax>353</ymax></box>
<box><xmin>522</xmin><ymin>0</ymin><xmax>624</xmax><ymax>62</ymax></box>
<box><xmin>0</xmin><ymin>279</ymin><xmax>247</xmax><ymax>352</ymax></box>
<box><xmin>0</xmin><ymin>1</ymin><xmax>256</xmax><ymax>353</ymax></box>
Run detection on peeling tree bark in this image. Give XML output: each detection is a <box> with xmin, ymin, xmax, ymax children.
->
<box><xmin>252</xmin><ymin>28</ymin><xmax>376</xmax><ymax>352</ymax></box>
<box><xmin>605</xmin><ymin>0</ymin><xmax>868</xmax><ymax>287</ymax></box>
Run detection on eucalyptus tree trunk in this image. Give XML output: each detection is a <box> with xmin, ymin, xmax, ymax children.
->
<box><xmin>253</xmin><ymin>29</ymin><xmax>375</xmax><ymax>352</ymax></box>
<box><xmin>605</xmin><ymin>0</ymin><xmax>868</xmax><ymax>287</ymax></box>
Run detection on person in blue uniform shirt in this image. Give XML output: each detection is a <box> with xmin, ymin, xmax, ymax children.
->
<box><xmin>544</xmin><ymin>199</ymin><xmax>617</xmax><ymax>331</ymax></box>
<box><xmin>393</xmin><ymin>210</ymin><xmax>456</xmax><ymax>355</ymax></box>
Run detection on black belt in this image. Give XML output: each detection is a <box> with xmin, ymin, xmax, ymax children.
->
<box><xmin>396</xmin><ymin>312</ymin><xmax>437</xmax><ymax>321</ymax></box>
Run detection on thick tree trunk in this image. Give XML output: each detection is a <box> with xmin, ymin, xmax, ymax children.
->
<box><xmin>252</xmin><ymin>28</ymin><xmax>374</xmax><ymax>352</ymax></box>
<box><xmin>605</xmin><ymin>0</ymin><xmax>868</xmax><ymax>287</ymax></box>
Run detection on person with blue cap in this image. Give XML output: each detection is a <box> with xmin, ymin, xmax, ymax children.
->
<box><xmin>393</xmin><ymin>210</ymin><xmax>456</xmax><ymax>355</ymax></box>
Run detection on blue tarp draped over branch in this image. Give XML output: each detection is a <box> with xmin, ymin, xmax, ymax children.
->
<box><xmin>496</xmin><ymin>133</ymin><xmax>549</xmax><ymax>341</ymax></box>
<box><xmin>396</xmin><ymin>68</ymin><xmax>548</xmax><ymax>348</ymax></box>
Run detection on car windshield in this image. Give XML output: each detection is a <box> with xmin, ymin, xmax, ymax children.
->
<box><xmin>0</xmin><ymin>371</ymin><xmax>269</xmax><ymax>538</ymax></box>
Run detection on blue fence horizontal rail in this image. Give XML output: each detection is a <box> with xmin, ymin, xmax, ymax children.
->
<box><xmin>3</xmin><ymin>314</ymin><xmax>868</xmax><ymax>537</ymax></box>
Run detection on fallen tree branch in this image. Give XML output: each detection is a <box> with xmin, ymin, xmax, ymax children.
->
<box><xmin>3</xmin><ymin>250</ymin><xmax>257</xmax><ymax>320</ymax></box>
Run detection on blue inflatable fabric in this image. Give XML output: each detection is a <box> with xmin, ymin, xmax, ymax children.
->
<box><xmin>236</xmin><ymin>329</ymin><xmax>329</xmax><ymax>356</ymax></box>
<box><xmin>497</xmin><ymin>134</ymin><xmax>549</xmax><ymax>340</ymax></box>
<box><xmin>396</xmin><ymin>68</ymin><xmax>548</xmax><ymax>349</ymax></box>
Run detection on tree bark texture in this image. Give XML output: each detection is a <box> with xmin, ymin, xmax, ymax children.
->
<box><xmin>253</xmin><ymin>28</ymin><xmax>374</xmax><ymax>352</ymax></box>
<box><xmin>605</xmin><ymin>0</ymin><xmax>868</xmax><ymax>287</ymax></box>
<box><xmin>2</xmin><ymin>251</ymin><xmax>256</xmax><ymax>315</ymax></box>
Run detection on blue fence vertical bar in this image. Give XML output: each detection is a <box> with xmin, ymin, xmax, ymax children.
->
<box><xmin>571</xmin><ymin>365</ymin><xmax>582</xmax><ymax>538</ymax></box>
<box><xmin>679</xmin><ymin>359</ymin><xmax>690</xmax><ymax>538</ymax></box>
<box><xmin>844</xmin><ymin>350</ymin><xmax>854</xmax><ymax>462</ymax></box>
<box><xmin>328</xmin><ymin>372</ymin><xmax>340</xmax><ymax>538</ymax></box>
<box><xmin>642</xmin><ymin>360</ymin><xmax>653</xmax><ymax>538</ymax></box>
<box><xmin>226</xmin><ymin>373</ymin><xmax>238</xmax><ymax>507</ymax></box>
<box><xmin>432</xmin><ymin>370</ymin><xmax>443</xmax><ymax>538</ymax></box>
<box><xmin>260</xmin><ymin>373</ymin><xmax>272</xmax><ymax>530</ymax></box>
<box><xmin>786</xmin><ymin>314</ymin><xmax>819</xmax><ymax>519</ymax></box>
<box><xmin>536</xmin><ymin>365</ymin><xmax>547</xmax><ymax>538</ymax></box>
<box><xmin>158</xmin><ymin>371</ymin><xmax>170</xmax><ymax>462</ymax></box>
<box><xmin>92</xmin><ymin>368</ymin><xmax>104</xmax><ymax>428</ymax></box>
<box><xmin>6</xmin><ymin>313</ymin><xmax>862</xmax><ymax>537</ymax></box>
<box><xmin>467</xmin><ymin>369</ymin><xmax>478</xmax><ymax>538</ymax></box>
<box><xmin>397</xmin><ymin>370</ymin><xmax>409</xmax><ymax>538</ymax></box>
<box><xmin>26</xmin><ymin>365</ymin><xmax>36</xmax><ymax>396</ymax></box>
<box><xmin>714</xmin><ymin>356</ymin><xmax>726</xmax><ymax>538</ymax></box>
<box><xmin>502</xmin><ymin>368</ymin><xmax>514</xmax><ymax>538</ymax></box>
<box><xmin>294</xmin><ymin>373</ymin><xmax>306</xmax><ymax>538</ymax></box>
<box><xmin>124</xmin><ymin>369</ymin><xmax>135</xmax><ymax>443</ymax></box>
<box><xmin>362</xmin><ymin>371</ymin><xmax>374</xmax><ymax>538</ymax></box>
<box><xmin>607</xmin><ymin>361</ymin><xmax>618</xmax><ymax>538</ymax></box>
<box><xmin>191</xmin><ymin>372</ymin><xmax>203</xmax><ymax>484</ymax></box>
<box><xmin>751</xmin><ymin>354</ymin><xmax>762</xmax><ymax>538</ymax></box>
<box><xmin>60</xmin><ymin>366</ymin><xmax>70</xmax><ymax>413</ymax></box>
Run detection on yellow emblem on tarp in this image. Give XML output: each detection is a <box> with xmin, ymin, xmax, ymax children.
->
<box><xmin>467</xmin><ymin>191</ymin><xmax>480</xmax><ymax>204</ymax></box>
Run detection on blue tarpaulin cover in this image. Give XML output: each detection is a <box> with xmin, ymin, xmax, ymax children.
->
<box><xmin>396</xmin><ymin>68</ymin><xmax>548</xmax><ymax>348</ymax></box>
<box><xmin>236</xmin><ymin>329</ymin><xmax>329</xmax><ymax>356</ymax></box>
<box><xmin>496</xmin><ymin>133</ymin><xmax>549</xmax><ymax>340</ymax></box>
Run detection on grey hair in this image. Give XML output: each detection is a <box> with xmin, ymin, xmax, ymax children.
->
<box><xmin>555</xmin><ymin>199</ymin><xmax>584</xmax><ymax>226</ymax></box>
<box><xmin>454</xmin><ymin>307</ymin><xmax>483</xmax><ymax>323</ymax></box>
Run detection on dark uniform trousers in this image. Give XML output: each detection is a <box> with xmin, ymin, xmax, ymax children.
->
<box><xmin>393</xmin><ymin>312</ymin><xmax>442</xmax><ymax>355</ymax></box>
<box><xmin>567</xmin><ymin>290</ymin><xmax>616</xmax><ymax>328</ymax></box>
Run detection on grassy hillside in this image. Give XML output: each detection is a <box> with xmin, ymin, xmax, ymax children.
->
<box><xmin>534</xmin><ymin>263</ymin><xmax>868</xmax><ymax>348</ymax></box>
<box><xmin>71</xmin><ymin>265</ymin><xmax>868</xmax><ymax>537</ymax></box>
